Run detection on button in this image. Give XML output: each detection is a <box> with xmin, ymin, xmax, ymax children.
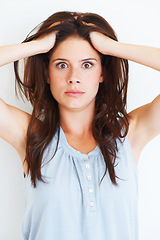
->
<box><xmin>83</xmin><ymin>156</ymin><xmax>88</xmax><ymax>161</ymax></box>
<box><xmin>90</xmin><ymin>201</ymin><xmax>94</xmax><ymax>207</ymax></box>
<box><xmin>89</xmin><ymin>188</ymin><xmax>93</xmax><ymax>193</ymax></box>
<box><xmin>86</xmin><ymin>175</ymin><xmax>91</xmax><ymax>180</ymax></box>
<box><xmin>85</xmin><ymin>164</ymin><xmax>89</xmax><ymax>169</ymax></box>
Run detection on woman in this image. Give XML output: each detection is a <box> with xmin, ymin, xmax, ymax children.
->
<box><xmin>0</xmin><ymin>11</ymin><xmax>160</xmax><ymax>240</ymax></box>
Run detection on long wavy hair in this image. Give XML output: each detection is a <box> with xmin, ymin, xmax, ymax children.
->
<box><xmin>14</xmin><ymin>11</ymin><xmax>129</xmax><ymax>188</ymax></box>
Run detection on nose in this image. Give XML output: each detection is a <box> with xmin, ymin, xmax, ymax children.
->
<box><xmin>68</xmin><ymin>79</ymin><xmax>80</xmax><ymax>84</ymax></box>
<box><xmin>67</xmin><ymin>68</ymin><xmax>81</xmax><ymax>84</ymax></box>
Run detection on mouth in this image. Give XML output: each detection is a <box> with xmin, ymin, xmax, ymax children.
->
<box><xmin>65</xmin><ymin>90</ymin><xmax>85</xmax><ymax>97</ymax></box>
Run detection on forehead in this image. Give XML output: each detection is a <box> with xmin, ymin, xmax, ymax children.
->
<box><xmin>50</xmin><ymin>36</ymin><xmax>101</xmax><ymax>61</ymax></box>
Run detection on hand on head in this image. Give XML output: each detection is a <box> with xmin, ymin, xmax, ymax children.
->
<box><xmin>36</xmin><ymin>30</ymin><xmax>58</xmax><ymax>53</ymax></box>
<box><xmin>90</xmin><ymin>31</ymin><xmax>116</xmax><ymax>56</ymax></box>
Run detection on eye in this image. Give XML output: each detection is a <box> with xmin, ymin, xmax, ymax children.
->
<box><xmin>82</xmin><ymin>62</ymin><xmax>93</xmax><ymax>69</ymax></box>
<box><xmin>56</xmin><ymin>62</ymin><xmax>68</xmax><ymax>69</ymax></box>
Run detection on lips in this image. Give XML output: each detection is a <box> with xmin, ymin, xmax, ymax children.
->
<box><xmin>65</xmin><ymin>90</ymin><xmax>85</xmax><ymax>97</ymax></box>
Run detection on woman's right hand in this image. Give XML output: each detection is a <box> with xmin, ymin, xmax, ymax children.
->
<box><xmin>34</xmin><ymin>31</ymin><xmax>58</xmax><ymax>53</ymax></box>
<box><xmin>0</xmin><ymin>30</ymin><xmax>57</xmax><ymax>67</ymax></box>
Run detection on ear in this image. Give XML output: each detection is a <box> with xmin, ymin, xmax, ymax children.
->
<box><xmin>99</xmin><ymin>74</ymin><xmax>104</xmax><ymax>83</ymax></box>
<box><xmin>44</xmin><ymin>67</ymin><xmax>50</xmax><ymax>84</ymax></box>
<box><xmin>47</xmin><ymin>77</ymin><xmax>50</xmax><ymax>84</ymax></box>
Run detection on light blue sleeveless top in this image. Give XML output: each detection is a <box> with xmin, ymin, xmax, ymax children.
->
<box><xmin>22</xmin><ymin>126</ymin><xmax>138</xmax><ymax>240</ymax></box>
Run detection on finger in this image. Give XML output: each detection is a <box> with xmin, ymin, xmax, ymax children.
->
<box><xmin>90</xmin><ymin>32</ymin><xmax>115</xmax><ymax>55</ymax></box>
<box><xmin>90</xmin><ymin>32</ymin><xmax>107</xmax><ymax>54</ymax></box>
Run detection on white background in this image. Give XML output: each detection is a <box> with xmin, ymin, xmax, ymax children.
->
<box><xmin>0</xmin><ymin>0</ymin><xmax>160</xmax><ymax>239</ymax></box>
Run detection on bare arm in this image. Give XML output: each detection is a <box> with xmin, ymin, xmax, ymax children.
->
<box><xmin>90</xmin><ymin>32</ymin><xmax>160</xmax><ymax>71</ymax></box>
<box><xmin>0</xmin><ymin>99</ymin><xmax>31</xmax><ymax>173</ymax></box>
<box><xmin>0</xmin><ymin>31</ymin><xmax>57</xmax><ymax>67</ymax></box>
<box><xmin>90</xmin><ymin>32</ymin><xmax>160</xmax><ymax>162</ymax></box>
<box><xmin>0</xmin><ymin>31</ymin><xmax>57</xmax><ymax>170</ymax></box>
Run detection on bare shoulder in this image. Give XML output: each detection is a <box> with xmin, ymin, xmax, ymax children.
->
<box><xmin>0</xmin><ymin>99</ymin><xmax>31</xmax><ymax>165</ymax></box>
<box><xmin>127</xmin><ymin>94</ymin><xmax>160</xmax><ymax>164</ymax></box>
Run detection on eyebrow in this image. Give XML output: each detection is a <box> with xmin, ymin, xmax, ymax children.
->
<box><xmin>52</xmin><ymin>58</ymin><xmax>97</xmax><ymax>62</ymax></box>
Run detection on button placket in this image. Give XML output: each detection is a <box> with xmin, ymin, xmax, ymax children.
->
<box><xmin>83</xmin><ymin>156</ymin><xmax>96</xmax><ymax>212</ymax></box>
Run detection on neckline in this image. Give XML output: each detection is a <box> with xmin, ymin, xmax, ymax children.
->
<box><xmin>59</xmin><ymin>126</ymin><xmax>101</xmax><ymax>158</ymax></box>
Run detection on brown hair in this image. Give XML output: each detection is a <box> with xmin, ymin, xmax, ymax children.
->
<box><xmin>14</xmin><ymin>11</ymin><xmax>129</xmax><ymax>187</ymax></box>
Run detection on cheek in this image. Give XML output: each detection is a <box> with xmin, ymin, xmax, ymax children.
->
<box><xmin>49</xmin><ymin>70</ymin><xmax>61</xmax><ymax>89</ymax></box>
<box><xmin>85</xmin><ymin>71</ymin><xmax>102</xmax><ymax>88</ymax></box>
<box><xmin>48</xmin><ymin>75</ymin><xmax>66</xmax><ymax>102</ymax></box>
<box><xmin>84</xmin><ymin>79</ymin><xmax>100</xmax><ymax>100</ymax></box>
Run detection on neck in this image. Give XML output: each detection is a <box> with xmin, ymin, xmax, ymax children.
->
<box><xmin>59</xmin><ymin>106</ymin><xmax>95</xmax><ymax>137</ymax></box>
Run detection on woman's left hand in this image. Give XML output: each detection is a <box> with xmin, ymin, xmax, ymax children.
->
<box><xmin>90</xmin><ymin>31</ymin><xmax>160</xmax><ymax>71</ymax></box>
<box><xmin>90</xmin><ymin>32</ymin><xmax>117</xmax><ymax>55</ymax></box>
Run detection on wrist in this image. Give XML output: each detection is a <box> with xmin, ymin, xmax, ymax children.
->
<box><xmin>26</xmin><ymin>40</ymin><xmax>46</xmax><ymax>55</ymax></box>
<box><xmin>106</xmin><ymin>40</ymin><xmax>121</xmax><ymax>56</ymax></box>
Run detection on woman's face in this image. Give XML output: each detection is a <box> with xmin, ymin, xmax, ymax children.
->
<box><xmin>48</xmin><ymin>36</ymin><xmax>103</xmax><ymax>114</ymax></box>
